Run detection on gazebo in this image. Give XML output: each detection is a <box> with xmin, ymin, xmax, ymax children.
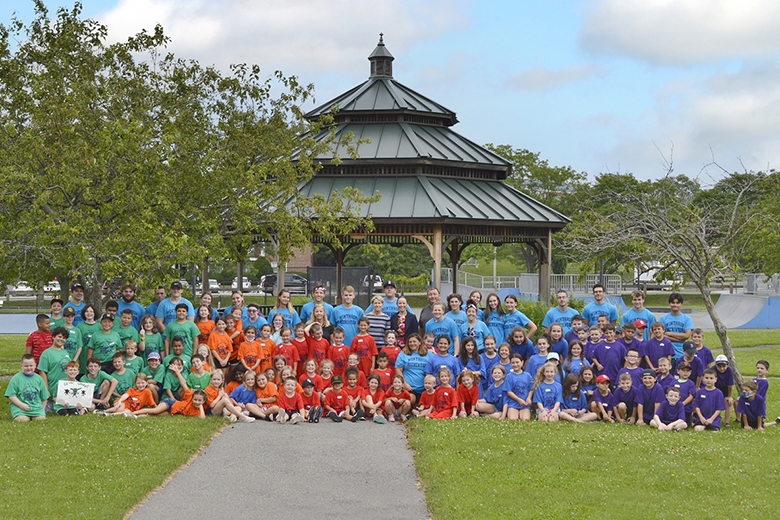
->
<box><xmin>290</xmin><ymin>35</ymin><xmax>569</xmax><ymax>300</ymax></box>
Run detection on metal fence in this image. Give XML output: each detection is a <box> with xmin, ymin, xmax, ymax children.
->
<box><xmin>306</xmin><ymin>266</ymin><xmax>373</xmax><ymax>308</ymax></box>
<box><xmin>743</xmin><ymin>273</ymin><xmax>780</xmax><ymax>296</ymax></box>
<box><xmin>549</xmin><ymin>274</ymin><xmax>623</xmax><ymax>296</ymax></box>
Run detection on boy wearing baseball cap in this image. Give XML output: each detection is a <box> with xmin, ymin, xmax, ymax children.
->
<box><xmin>593</xmin><ymin>374</ymin><xmax>615</xmax><ymax>423</ymax></box>
<box><xmin>713</xmin><ymin>355</ymin><xmax>734</xmax><ymax>427</ymax></box>
<box><xmin>324</xmin><ymin>374</ymin><xmax>349</xmax><ymax>422</ymax></box>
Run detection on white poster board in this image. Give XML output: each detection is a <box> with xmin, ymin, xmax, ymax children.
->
<box><xmin>56</xmin><ymin>380</ymin><xmax>95</xmax><ymax>409</ymax></box>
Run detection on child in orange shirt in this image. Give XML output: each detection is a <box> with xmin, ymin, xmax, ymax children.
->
<box><xmin>194</xmin><ymin>344</ymin><xmax>213</xmax><ymax>373</ymax></box>
<box><xmin>276</xmin><ymin>376</ymin><xmax>305</xmax><ymax>424</ymax></box>
<box><xmin>207</xmin><ymin>317</ymin><xmax>232</xmax><ymax>375</ymax></box>
<box><xmin>134</xmin><ymin>364</ymin><xmax>206</xmax><ymax>418</ymax></box>
<box><xmin>256</xmin><ymin>324</ymin><xmax>276</xmax><ymax>373</ymax></box>
<box><xmin>203</xmin><ymin>371</ymin><xmax>255</xmax><ymax>423</ymax></box>
<box><xmin>225</xmin><ymin>315</ymin><xmax>244</xmax><ymax>364</ymax></box>
<box><xmin>361</xmin><ymin>374</ymin><xmax>387</xmax><ymax>423</ymax></box>
<box><xmin>413</xmin><ymin>374</ymin><xmax>437</xmax><ymax>418</ymax></box>
<box><xmin>385</xmin><ymin>374</ymin><xmax>413</xmax><ymax>422</ymax></box>
<box><xmin>254</xmin><ymin>371</ymin><xmax>279</xmax><ymax>420</ymax></box>
<box><xmin>351</xmin><ymin>317</ymin><xmax>377</xmax><ymax>377</ymax></box>
<box><xmin>105</xmin><ymin>372</ymin><xmax>156</xmax><ymax>416</ymax></box>
<box><xmin>195</xmin><ymin>305</ymin><xmax>215</xmax><ymax>344</ymax></box>
<box><xmin>238</xmin><ymin>326</ymin><xmax>261</xmax><ymax>373</ymax></box>
<box><xmin>428</xmin><ymin>368</ymin><xmax>457</xmax><ymax>420</ymax></box>
<box><xmin>278</xmin><ymin>366</ymin><xmax>303</xmax><ymax>393</ymax></box>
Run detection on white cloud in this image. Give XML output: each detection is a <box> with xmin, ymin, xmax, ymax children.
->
<box><xmin>580</xmin><ymin>0</ymin><xmax>780</xmax><ymax>65</ymax></box>
<box><xmin>592</xmin><ymin>61</ymin><xmax>780</xmax><ymax>180</ymax></box>
<box><xmin>502</xmin><ymin>64</ymin><xmax>603</xmax><ymax>91</ymax></box>
<box><xmin>99</xmin><ymin>0</ymin><xmax>469</xmax><ymax>79</ymax></box>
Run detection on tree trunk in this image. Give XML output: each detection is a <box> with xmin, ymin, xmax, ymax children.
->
<box><xmin>80</xmin><ymin>265</ymin><xmax>105</xmax><ymax>312</ymax></box>
<box><xmin>699</xmin><ymin>283</ymin><xmax>743</xmax><ymax>388</ymax></box>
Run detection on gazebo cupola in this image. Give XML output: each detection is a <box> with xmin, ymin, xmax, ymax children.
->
<box><xmin>290</xmin><ymin>36</ymin><xmax>570</xmax><ymax>299</ymax></box>
<box><xmin>369</xmin><ymin>33</ymin><xmax>394</xmax><ymax>78</ymax></box>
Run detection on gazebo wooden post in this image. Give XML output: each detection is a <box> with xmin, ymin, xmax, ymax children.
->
<box><xmin>433</xmin><ymin>225</ymin><xmax>443</xmax><ymax>292</ymax></box>
<box><xmin>538</xmin><ymin>229</ymin><xmax>552</xmax><ymax>304</ymax></box>
<box><xmin>450</xmin><ymin>238</ymin><xmax>460</xmax><ymax>294</ymax></box>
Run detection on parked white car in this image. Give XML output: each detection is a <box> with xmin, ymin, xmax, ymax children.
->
<box><xmin>44</xmin><ymin>280</ymin><xmax>61</xmax><ymax>293</ymax></box>
<box><xmin>232</xmin><ymin>277</ymin><xmax>251</xmax><ymax>290</ymax></box>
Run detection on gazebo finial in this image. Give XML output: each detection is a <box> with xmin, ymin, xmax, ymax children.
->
<box><xmin>379</xmin><ymin>32</ymin><xmax>384</xmax><ymax>44</ymax></box>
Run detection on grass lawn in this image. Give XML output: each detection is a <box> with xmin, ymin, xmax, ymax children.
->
<box><xmin>0</xmin><ymin>380</ymin><xmax>225</xmax><ymax>519</ymax></box>
<box><xmin>409</xmin><ymin>419</ymin><xmax>780</xmax><ymax>519</ymax></box>
<box><xmin>0</xmin><ymin>334</ymin><xmax>25</xmax><ymax>376</ymax></box>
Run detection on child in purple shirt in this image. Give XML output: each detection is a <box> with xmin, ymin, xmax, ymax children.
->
<box><xmin>651</xmin><ymin>386</ymin><xmax>688</xmax><ymax>431</ymax></box>
<box><xmin>691</xmin><ymin>329</ymin><xmax>714</xmax><ymax>367</ymax></box>
<box><xmin>693</xmin><ymin>369</ymin><xmax>726</xmax><ymax>431</ymax></box>
<box><xmin>673</xmin><ymin>363</ymin><xmax>697</xmax><ymax>426</ymax></box>
<box><xmin>641</xmin><ymin>322</ymin><xmax>674</xmax><ymax>372</ymax></box>
<box><xmin>636</xmin><ymin>369</ymin><xmax>664</xmax><ymax>426</ymax></box>
<box><xmin>613</xmin><ymin>373</ymin><xmax>637</xmax><ymax>424</ymax></box>
<box><xmin>618</xmin><ymin>348</ymin><xmax>643</xmax><ymax>389</ymax></box>
<box><xmin>714</xmin><ymin>355</ymin><xmax>734</xmax><ymax>427</ymax></box>
<box><xmin>656</xmin><ymin>357</ymin><xmax>676</xmax><ymax>393</ymax></box>
<box><xmin>754</xmin><ymin>360</ymin><xmax>770</xmax><ymax>400</ymax></box>
<box><xmin>591</xmin><ymin>325</ymin><xmax>626</xmax><ymax>383</ymax></box>
<box><xmin>676</xmin><ymin>341</ymin><xmax>705</xmax><ymax>389</ymax></box>
<box><xmin>593</xmin><ymin>374</ymin><xmax>615</xmax><ymax>423</ymax></box>
<box><xmin>737</xmin><ymin>380</ymin><xmax>766</xmax><ymax>431</ymax></box>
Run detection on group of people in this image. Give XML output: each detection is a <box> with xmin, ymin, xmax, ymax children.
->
<box><xmin>6</xmin><ymin>281</ymin><xmax>769</xmax><ymax>430</ymax></box>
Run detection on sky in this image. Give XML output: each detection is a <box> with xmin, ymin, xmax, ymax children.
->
<box><xmin>2</xmin><ymin>0</ymin><xmax>780</xmax><ymax>185</ymax></box>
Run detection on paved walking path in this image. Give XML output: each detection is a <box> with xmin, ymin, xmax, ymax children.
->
<box><xmin>129</xmin><ymin>420</ymin><xmax>429</xmax><ymax>520</ymax></box>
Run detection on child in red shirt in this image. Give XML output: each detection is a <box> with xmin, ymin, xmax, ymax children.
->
<box><xmin>428</xmin><ymin>368</ymin><xmax>457</xmax><ymax>419</ymax></box>
<box><xmin>413</xmin><ymin>374</ymin><xmax>437</xmax><ymax>418</ymax></box>
<box><xmin>384</xmin><ymin>374</ymin><xmax>413</xmax><ymax>422</ymax></box>
<box><xmin>276</xmin><ymin>376</ymin><xmax>305</xmax><ymax>424</ymax></box>
<box><xmin>351</xmin><ymin>317</ymin><xmax>377</xmax><ymax>377</ymax></box>
<box><xmin>327</xmin><ymin>328</ymin><xmax>350</xmax><ymax>378</ymax></box>
<box><xmin>300</xmin><ymin>378</ymin><xmax>323</xmax><ymax>423</ymax></box>
<box><xmin>361</xmin><ymin>374</ymin><xmax>387</xmax><ymax>423</ymax></box>
<box><xmin>372</xmin><ymin>352</ymin><xmax>394</xmax><ymax>392</ymax></box>
<box><xmin>291</xmin><ymin>324</ymin><xmax>309</xmax><ymax>378</ymax></box>
<box><xmin>26</xmin><ymin>314</ymin><xmax>53</xmax><ymax>366</ymax></box>
<box><xmin>324</xmin><ymin>375</ymin><xmax>350</xmax><ymax>422</ymax></box>
<box><xmin>346</xmin><ymin>354</ymin><xmax>368</xmax><ymax>387</ymax></box>
<box><xmin>305</xmin><ymin>323</ymin><xmax>330</xmax><ymax>366</ymax></box>
<box><xmin>381</xmin><ymin>330</ymin><xmax>402</xmax><ymax>370</ymax></box>
<box><xmin>273</xmin><ymin>328</ymin><xmax>300</xmax><ymax>374</ymax></box>
<box><xmin>457</xmin><ymin>369</ymin><xmax>480</xmax><ymax>418</ymax></box>
<box><xmin>298</xmin><ymin>358</ymin><xmax>324</xmax><ymax>393</ymax></box>
<box><xmin>343</xmin><ymin>367</ymin><xmax>365</xmax><ymax>422</ymax></box>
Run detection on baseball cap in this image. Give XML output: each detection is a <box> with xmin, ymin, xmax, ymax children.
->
<box><xmin>331</xmin><ymin>375</ymin><xmax>343</xmax><ymax>385</ymax></box>
<box><xmin>301</xmin><ymin>378</ymin><xmax>315</xmax><ymax>388</ymax></box>
<box><xmin>633</xmin><ymin>319</ymin><xmax>647</xmax><ymax>329</ymax></box>
<box><xmin>147</xmin><ymin>351</ymin><xmax>161</xmax><ymax>361</ymax></box>
<box><xmin>678</xmin><ymin>361</ymin><xmax>692</xmax><ymax>371</ymax></box>
<box><xmin>70</xmin><ymin>282</ymin><xmax>84</xmax><ymax>291</ymax></box>
<box><xmin>546</xmin><ymin>353</ymin><xmax>560</xmax><ymax>361</ymax></box>
<box><xmin>170</xmin><ymin>281</ymin><xmax>183</xmax><ymax>290</ymax></box>
<box><xmin>596</xmin><ymin>374</ymin><xmax>610</xmax><ymax>384</ymax></box>
<box><xmin>100</xmin><ymin>313</ymin><xmax>114</xmax><ymax>322</ymax></box>
<box><xmin>62</xmin><ymin>308</ymin><xmax>76</xmax><ymax>316</ymax></box>
<box><xmin>383</xmin><ymin>280</ymin><xmax>396</xmax><ymax>288</ymax></box>
<box><xmin>642</xmin><ymin>369</ymin><xmax>656</xmax><ymax>378</ymax></box>
<box><xmin>715</xmin><ymin>355</ymin><xmax>729</xmax><ymax>365</ymax></box>
<box><xmin>683</xmin><ymin>341</ymin><xmax>696</xmax><ymax>354</ymax></box>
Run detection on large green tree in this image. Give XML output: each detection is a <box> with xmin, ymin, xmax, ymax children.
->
<box><xmin>0</xmin><ymin>1</ymin><xmax>370</xmax><ymax>306</ymax></box>
<box><xmin>562</xmin><ymin>169</ymin><xmax>769</xmax><ymax>386</ymax></box>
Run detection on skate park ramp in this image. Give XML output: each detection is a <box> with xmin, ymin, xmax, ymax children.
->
<box><xmin>715</xmin><ymin>294</ymin><xmax>779</xmax><ymax>329</ymax></box>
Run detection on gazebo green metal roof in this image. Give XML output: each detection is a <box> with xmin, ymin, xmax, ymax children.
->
<box><xmin>294</xmin><ymin>175</ymin><xmax>569</xmax><ymax>227</ymax></box>
<box><xmin>305</xmin><ymin>122</ymin><xmax>510</xmax><ymax>170</ymax></box>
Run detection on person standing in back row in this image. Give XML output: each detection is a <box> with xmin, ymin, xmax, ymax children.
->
<box><xmin>659</xmin><ymin>292</ymin><xmax>693</xmax><ymax>362</ymax></box>
<box><xmin>581</xmin><ymin>284</ymin><xmax>618</xmax><ymax>326</ymax></box>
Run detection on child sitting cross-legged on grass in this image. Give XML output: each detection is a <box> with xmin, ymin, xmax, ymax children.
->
<box><xmin>650</xmin><ymin>386</ymin><xmax>688</xmax><ymax>431</ymax></box>
<box><xmin>102</xmin><ymin>372</ymin><xmax>156</xmax><ymax>418</ymax></box>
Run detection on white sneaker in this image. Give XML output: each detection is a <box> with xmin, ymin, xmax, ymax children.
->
<box><xmin>241</xmin><ymin>416</ymin><xmax>256</xmax><ymax>423</ymax></box>
<box><xmin>279</xmin><ymin>410</ymin><xmax>288</xmax><ymax>424</ymax></box>
<box><xmin>227</xmin><ymin>415</ymin><xmax>238</xmax><ymax>423</ymax></box>
<box><xmin>123</xmin><ymin>411</ymin><xmax>137</xmax><ymax>419</ymax></box>
<box><xmin>290</xmin><ymin>414</ymin><xmax>303</xmax><ymax>425</ymax></box>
